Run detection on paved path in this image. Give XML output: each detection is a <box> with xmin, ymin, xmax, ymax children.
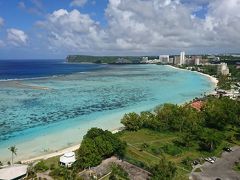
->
<box><xmin>190</xmin><ymin>146</ymin><xmax>240</xmax><ymax>180</ymax></box>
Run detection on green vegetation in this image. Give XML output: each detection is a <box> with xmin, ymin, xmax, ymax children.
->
<box><xmin>150</xmin><ymin>157</ymin><xmax>177</xmax><ymax>180</ymax></box>
<box><xmin>76</xmin><ymin>128</ymin><xmax>127</xmax><ymax>169</ymax></box>
<box><xmin>119</xmin><ymin>97</ymin><xmax>240</xmax><ymax>179</ymax></box>
<box><xmin>229</xmin><ymin>65</ymin><xmax>240</xmax><ymax>82</ymax></box>
<box><xmin>28</xmin><ymin>96</ymin><xmax>240</xmax><ymax>179</ymax></box>
<box><xmin>34</xmin><ymin>161</ymin><xmax>49</xmax><ymax>172</ymax></box>
<box><xmin>234</xmin><ymin>162</ymin><xmax>240</xmax><ymax>172</ymax></box>
<box><xmin>182</xmin><ymin>63</ymin><xmax>239</xmax><ymax>90</ymax></box>
<box><xmin>217</xmin><ymin>75</ymin><xmax>231</xmax><ymax>90</ymax></box>
<box><xmin>66</xmin><ymin>55</ymin><xmax>149</xmax><ymax>64</ymax></box>
<box><xmin>109</xmin><ymin>163</ymin><xmax>129</xmax><ymax>180</ymax></box>
<box><xmin>218</xmin><ymin>55</ymin><xmax>240</xmax><ymax>62</ymax></box>
<box><xmin>200</xmin><ymin>65</ymin><xmax>218</xmax><ymax>76</ymax></box>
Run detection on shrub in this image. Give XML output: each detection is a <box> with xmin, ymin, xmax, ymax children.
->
<box><xmin>162</xmin><ymin>144</ymin><xmax>182</xmax><ymax>156</ymax></box>
<box><xmin>34</xmin><ymin>161</ymin><xmax>49</xmax><ymax>172</ymax></box>
<box><xmin>151</xmin><ymin>147</ymin><xmax>162</xmax><ymax>155</ymax></box>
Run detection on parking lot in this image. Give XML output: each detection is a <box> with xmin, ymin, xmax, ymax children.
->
<box><xmin>190</xmin><ymin>146</ymin><xmax>240</xmax><ymax>180</ymax></box>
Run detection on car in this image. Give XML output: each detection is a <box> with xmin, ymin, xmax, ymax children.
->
<box><xmin>223</xmin><ymin>147</ymin><xmax>232</xmax><ymax>152</ymax></box>
<box><xmin>192</xmin><ymin>160</ymin><xmax>200</xmax><ymax>166</ymax></box>
<box><xmin>210</xmin><ymin>157</ymin><xmax>217</xmax><ymax>162</ymax></box>
<box><xmin>204</xmin><ymin>157</ymin><xmax>214</xmax><ymax>163</ymax></box>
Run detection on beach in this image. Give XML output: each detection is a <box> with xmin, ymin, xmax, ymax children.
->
<box><xmin>0</xmin><ymin>64</ymin><xmax>216</xmax><ymax>164</ymax></box>
<box><xmin>166</xmin><ymin>65</ymin><xmax>218</xmax><ymax>89</ymax></box>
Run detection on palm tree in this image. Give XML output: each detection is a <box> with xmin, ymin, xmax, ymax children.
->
<box><xmin>8</xmin><ymin>146</ymin><xmax>17</xmax><ymax>165</ymax></box>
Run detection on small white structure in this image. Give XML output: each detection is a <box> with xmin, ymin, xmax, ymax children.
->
<box><xmin>0</xmin><ymin>164</ymin><xmax>28</xmax><ymax>180</ymax></box>
<box><xmin>60</xmin><ymin>152</ymin><xmax>76</xmax><ymax>168</ymax></box>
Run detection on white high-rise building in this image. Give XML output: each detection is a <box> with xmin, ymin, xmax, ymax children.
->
<box><xmin>180</xmin><ymin>51</ymin><xmax>185</xmax><ymax>65</ymax></box>
<box><xmin>217</xmin><ymin>63</ymin><xmax>229</xmax><ymax>75</ymax></box>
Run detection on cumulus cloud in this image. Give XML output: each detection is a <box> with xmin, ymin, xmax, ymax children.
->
<box><xmin>0</xmin><ymin>17</ymin><xmax>4</xmax><ymax>27</ymax></box>
<box><xmin>70</xmin><ymin>0</ymin><xmax>88</xmax><ymax>7</ymax></box>
<box><xmin>7</xmin><ymin>28</ymin><xmax>28</xmax><ymax>46</ymax></box>
<box><xmin>37</xmin><ymin>0</ymin><xmax>240</xmax><ymax>55</ymax></box>
<box><xmin>37</xmin><ymin>9</ymin><xmax>106</xmax><ymax>52</ymax></box>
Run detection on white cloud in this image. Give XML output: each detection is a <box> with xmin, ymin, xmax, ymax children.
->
<box><xmin>7</xmin><ymin>28</ymin><xmax>28</xmax><ymax>46</ymax></box>
<box><xmin>0</xmin><ymin>17</ymin><xmax>4</xmax><ymax>27</ymax></box>
<box><xmin>37</xmin><ymin>0</ymin><xmax>240</xmax><ymax>55</ymax></box>
<box><xmin>37</xmin><ymin>9</ymin><xmax>106</xmax><ymax>52</ymax></box>
<box><xmin>70</xmin><ymin>0</ymin><xmax>88</xmax><ymax>7</ymax></box>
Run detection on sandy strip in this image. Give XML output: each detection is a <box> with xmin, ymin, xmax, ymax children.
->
<box><xmin>15</xmin><ymin>82</ymin><xmax>50</xmax><ymax>90</ymax></box>
<box><xmin>21</xmin><ymin>145</ymin><xmax>80</xmax><ymax>164</ymax></box>
<box><xmin>21</xmin><ymin>127</ymin><xmax>124</xmax><ymax>164</ymax></box>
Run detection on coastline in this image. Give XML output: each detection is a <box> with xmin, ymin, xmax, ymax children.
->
<box><xmin>165</xmin><ymin>65</ymin><xmax>218</xmax><ymax>90</ymax></box>
<box><xmin>21</xmin><ymin>127</ymin><xmax>123</xmax><ymax>164</ymax></box>
<box><xmin>0</xmin><ymin>64</ymin><xmax>216</xmax><ymax>165</ymax></box>
<box><xmin>20</xmin><ymin>66</ymin><xmax>218</xmax><ymax>164</ymax></box>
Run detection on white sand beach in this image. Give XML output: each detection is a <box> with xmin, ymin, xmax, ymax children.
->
<box><xmin>166</xmin><ymin>65</ymin><xmax>218</xmax><ymax>88</ymax></box>
<box><xmin>21</xmin><ymin>127</ymin><xmax>123</xmax><ymax>164</ymax></box>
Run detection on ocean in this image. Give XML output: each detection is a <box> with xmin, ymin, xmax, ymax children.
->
<box><xmin>0</xmin><ymin>60</ymin><xmax>215</xmax><ymax>162</ymax></box>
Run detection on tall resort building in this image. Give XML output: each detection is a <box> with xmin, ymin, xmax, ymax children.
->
<box><xmin>180</xmin><ymin>51</ymin><xmax>185</xmax><ymax>65</ymax></box>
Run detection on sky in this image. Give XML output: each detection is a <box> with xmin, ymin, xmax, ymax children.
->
<box><xmin>0</xmin><ymin>0</ymin><xmax>240</xmax><ymax>59</ymax></box>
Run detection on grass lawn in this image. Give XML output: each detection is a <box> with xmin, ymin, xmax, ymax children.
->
<box><xmin>119</xmin><ymin>128</ymin><xmax>236</xmax><ymax>179</ymax></box>
<box><xmin>42</xmin><ymin>155</ymin><xmax>60</xmax><ymax>169</ymax></box>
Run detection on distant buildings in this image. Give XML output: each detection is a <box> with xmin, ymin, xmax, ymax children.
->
<box><xmin>159</xmin><ymin>55</ymin><xmax>170</xmax><ymax>64</ymax></box>
<box><xmin>217</xmin><ymin>63</ymin><xmax>230</xmax><ymax>75</ymax></box>
<box><xmin>142</xmin><ymin>57</ymin><xmax>148</xmax><ymax>62</ymax></box>
<box><xmin>180</xmin><ymin>51</ymin><xmax>185</xmax><ymax>65</ymax></box>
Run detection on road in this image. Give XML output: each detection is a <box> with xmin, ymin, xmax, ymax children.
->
<box><xmin>190</xmin><ymin>146</ymin><xmax>240</xmax><ymax>180</ymax></box>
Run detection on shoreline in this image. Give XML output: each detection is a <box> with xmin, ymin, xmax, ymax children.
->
<box><xmin>21</xmin><ymin>126</ymin><xmax>123</xmax><ymax>164</ymax></box>
<box><xmin>165</xmin><ymin>65</ymin><xmax>218</xmax><ymax>90</ymax></box>
<box><xmin>1</xmin><ymin>64</ymin><xmax>215</xmax><ymax>165</ymax></box>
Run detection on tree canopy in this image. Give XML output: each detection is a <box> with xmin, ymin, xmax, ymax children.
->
<box><xmin>77</xmin><ymin>128</ymin><xmax>126</xmax><ymax>169</ymax></box>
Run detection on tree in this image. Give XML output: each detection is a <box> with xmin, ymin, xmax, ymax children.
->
<box><xmin>202</xmin><ymin>97</ymin><xmax>240</xmax><ymax>130</ymax></box>
<box><xmin>8</xmin><ymin>145</ymin><xmax>17</xmax><ymax>165</ymax></box>
<box><xmin>77</xmin><ymin>138</ymin><xmax>102</xmax><ymax>168</ymax></box>
<box><xmin>150</xmin><ymin>157</ymin><xmax>177</xmax><ymax>180</ymax></box>
<box><xmin>109</xmin><ymin>163</ymin><xmax>129</xmax><ymax>180</ymax></box>
<box><xmin>121</xmin><ymin>112</ymin><xmax>142</xmax><ymax>131</ymax></box>
<box><xmin>198</xmin><ymin>128</ymin><xmax>223</xmax><ymax>152</ymax></box>
<box><xmin>77</xmin><ymin>128</ymin><xmax>126</xmax><ymax>169</ymax></box>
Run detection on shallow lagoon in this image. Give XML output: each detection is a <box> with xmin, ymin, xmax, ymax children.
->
<box><xmin>0</xmin><ymin>64</ymin><xmax>214</xmax><ymax>162</ymax></box>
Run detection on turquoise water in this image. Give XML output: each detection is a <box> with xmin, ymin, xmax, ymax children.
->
<box><xmin>0</xmin><ymin>64</ymin><xmax>214</xmax><ymax>162</ymax></box>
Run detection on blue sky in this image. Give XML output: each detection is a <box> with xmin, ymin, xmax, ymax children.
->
<box><xmin>0</xmin><ymin>0</ymin><xmax>239</xmax><ymax>59</ymax></box>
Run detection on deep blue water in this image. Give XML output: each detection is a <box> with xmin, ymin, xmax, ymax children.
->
<box><xmin>0</xmin><ymin>59</ymin><xmax>105</xmax><ymax>80</ymax></box>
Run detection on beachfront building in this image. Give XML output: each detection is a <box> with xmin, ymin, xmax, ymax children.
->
<box><xmin>159</xmin><ymin>55</ymin><xmax>170</xmax><ymax>64</ymax></box>
<box><xmin>174</xmin><ymin>56</ymin><xmax>180</xmax><ymax>65</ymax></box>
<box><xmin>60</xmin><ymin>152</ymin><xmax>76</xmax><ymax>168</ymax></box>
<box><xmin>195</xmin><ymin>58</ymin><xmax>200</xmax><ymax>65</ymax></box>
<box><xmin>217</xmin><ymin>63</ymin><xmax>230</xmax><ymax>75</ymax></box>
<box><xmin>180</xmin><ymin>51</ymin><xmax>186</xmax><ymax>65</ymax></box>
<box><xmin>0</xmin><ymin>164</ymin><xmax>28</xmax><ymax>180</ymax></box>
<box><xmin>141</xmin><ymin>57</ymin><xmax>148</xmax><ymax>63</ymax></box>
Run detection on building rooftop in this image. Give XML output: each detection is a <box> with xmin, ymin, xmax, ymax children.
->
<box><xmin>191</xmin><ymin>100</ymin><xmax>203</xmax><ymax>111</ymax></box>
<box><xmin>0</xmin><ymin>164</ymin><xmax>28</xmax><ymax>180</ymax></box>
